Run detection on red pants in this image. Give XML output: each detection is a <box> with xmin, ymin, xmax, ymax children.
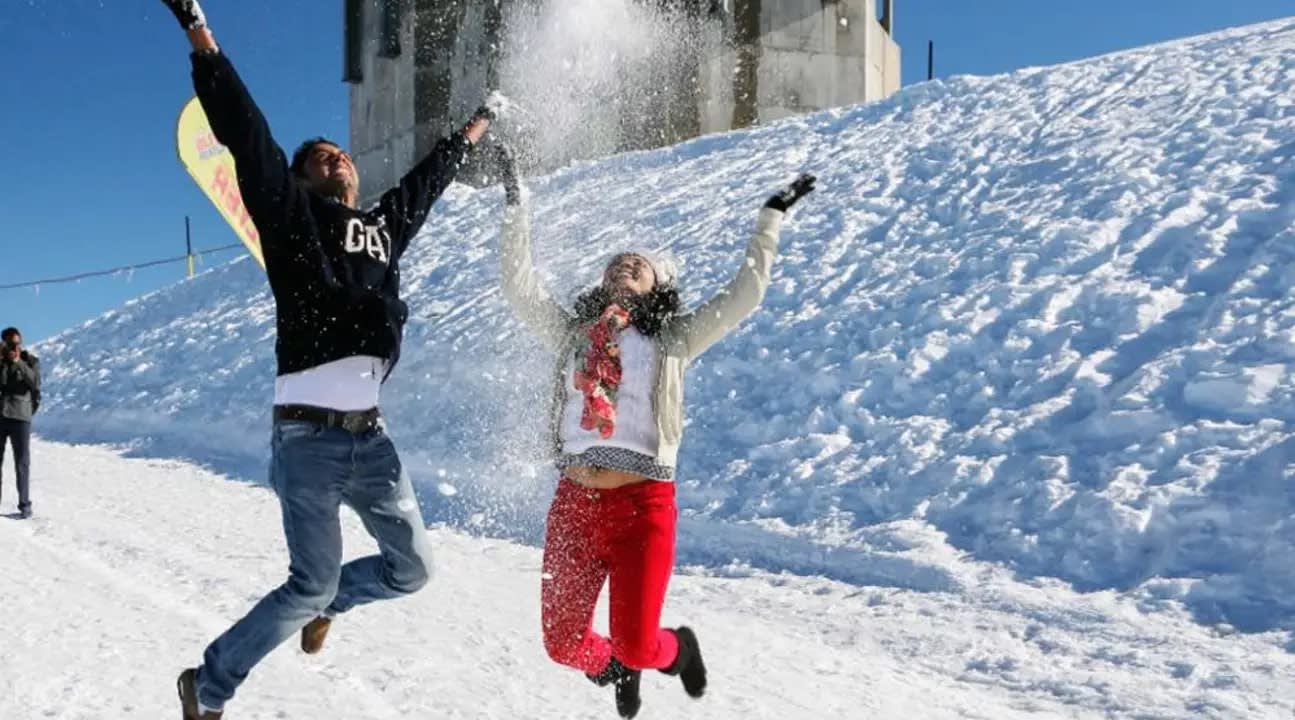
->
<box><xmin>541</xmin><ymin>478</ymin><xmax>680</xmax><ymax>673</ymax></box>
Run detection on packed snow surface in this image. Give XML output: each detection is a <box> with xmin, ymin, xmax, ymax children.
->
<box><xmin>2</xmin><ymin>439</ymin><xmax>1293</xmax><ymax>719</ymax></box>
<box><xmin>31</xmin><ymin>18</ymin><xmax>1295</xmax><ymax>639</ymax></box>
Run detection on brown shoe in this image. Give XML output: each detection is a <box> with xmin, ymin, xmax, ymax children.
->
<box><xmin>177</xmin><ymin>668</ymin><xmax>222</xmax><ymax>719</ymax></box>
<box><xmin>301</xmin><ymin>615</ymin><xmax>333</xmax><ymax>654</ymax></box>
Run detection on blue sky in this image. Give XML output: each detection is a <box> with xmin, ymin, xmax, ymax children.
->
<box><xmin>1</xmin><ymin>1</ymin><xmax>1291</xmax><ymax>343</ymax></box>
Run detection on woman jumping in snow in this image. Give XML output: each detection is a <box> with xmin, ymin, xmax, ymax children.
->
<box><xmin>492</xmin><ymin>144</ymin><xmax>815</xmax><ymax>718</ymax></box>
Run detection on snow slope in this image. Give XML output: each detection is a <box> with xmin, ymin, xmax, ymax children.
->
<box><xmin>2</xmin><ymin>439</ymin><xmax>1293</xmax><ymax>719</ymax></box>
<box><xmin>32</xmin><ymin>18</ymin><xmax>1295</xmax><ymax>633</ymax></box>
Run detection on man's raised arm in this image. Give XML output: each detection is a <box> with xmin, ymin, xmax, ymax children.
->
<box><xmin>161</xmin><ymin>0</ymin><xmax>299</xmax><ymax>227</ymax></box>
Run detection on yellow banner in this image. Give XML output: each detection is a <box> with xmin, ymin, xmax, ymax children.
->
<box><xmin>175</xmin><ymin>97</ymin><xmax>266</xmax><ymax>269</ymax></box>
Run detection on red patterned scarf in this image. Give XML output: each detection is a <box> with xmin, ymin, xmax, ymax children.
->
<box><xmin>572</xmin><ymin>304</ymin><xmax>632</xmax><ymax>438</ymax></box>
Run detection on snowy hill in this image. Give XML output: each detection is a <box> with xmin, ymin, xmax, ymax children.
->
<box><xmin>3</xmin><ymin>439</ymin><xmax>1294</xmax><ymax>719</ymax></box>
<box><xmin>33</xmin><ymin>16</ymin><xmax>1295</xmax><ymax>639</ymax></box>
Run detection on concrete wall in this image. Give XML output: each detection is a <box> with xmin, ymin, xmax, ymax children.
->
<box><xmin>410</xmin><ymin>0</ymin><xmax>505</xmax><ymax>154</ymax></box>
<box><xmin>751</xmin><ymin>0</ymin><xmax>898</xmax><ymax>123</ymax></box>
<box><xmin>348</xmin><ymin>0</ymin><xmax>899</xmax><ymax>201</ymax></box>
<box><xmin>349</xmin><ymin>1</ymin><xmax>418</xmax><ymax>204</ymax></box>
<box><xmin>351</xmin><ymin>1</ymin><xmax>509</xmax><ymax>204</ymax></box>
<box><xmin>700</xmin><ymin>0</ymin><xmax>898</xmax><ymax>131</ymax></box>
<box><xmin>868</xmin><ymin>1</ymin><xmax>901</xmax><ymax>99</ymax></box>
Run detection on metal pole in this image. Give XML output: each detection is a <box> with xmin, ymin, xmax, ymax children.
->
<box><xmin>185</xmin><ymin>215</ymin><xmax>195</xmax><ymax>279</ymax></box>
<box><xmin>928</xmin><ymin>41</ymin><xmax>934</xmax><ymax>81</ymax></box>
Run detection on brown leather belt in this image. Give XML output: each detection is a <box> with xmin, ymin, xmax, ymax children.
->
<box><xmin>273</xmin><ymin>404</ymin><xmax>381</xmax><ymax>434</ymax></box>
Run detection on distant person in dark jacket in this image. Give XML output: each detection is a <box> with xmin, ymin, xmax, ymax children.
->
<box><xmin>0</xmin><ymin>326</ymin><xmax>38</xmax><ymax>520</ymax></box>
<box><xmin>157</xmin><ymin>2</ymin><xmax>497</xmax><ymax>718</ymax></box>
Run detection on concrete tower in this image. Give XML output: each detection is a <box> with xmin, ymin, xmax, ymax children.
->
<box><xmin>344</xmin><ymin>0</ymin><xmax>898</xmax><ymax>202</ymax></box>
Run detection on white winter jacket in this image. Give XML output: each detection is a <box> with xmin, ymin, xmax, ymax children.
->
<box><xmin>499</xmin><ymin>196</ymin><xmax>784</xmax><ymax>467</ymax></box>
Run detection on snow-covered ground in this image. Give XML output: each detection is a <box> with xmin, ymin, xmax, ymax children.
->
<box><xmin>0</xmin><ymin>438</ymin><xmax>1291</xmax><ymax>719</ymax></box>
<box><xmin>17</xmin><ymin>15</ymin><xmax>1295</xmax><ymax>709</ymax></box>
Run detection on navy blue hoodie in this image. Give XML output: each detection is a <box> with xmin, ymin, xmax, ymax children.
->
<box><xmin>191</xmin><ymin>50</ymin><xmax>471</xmax><ymax>378</ymax></box>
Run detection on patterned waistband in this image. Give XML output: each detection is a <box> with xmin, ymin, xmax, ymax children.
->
<box><xmin>556</xmin><ymin>446</ymin><xmax>674</xmax><ymax>481</ymax></box>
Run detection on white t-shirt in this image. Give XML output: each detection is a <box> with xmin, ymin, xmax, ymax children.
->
<box><xmin>559</xmin><ymin>327</ymin><xmax>660</xmax><ymax>457</ymax></box>
<box><xmin>273</xmin><ymin>355</ymin><xmax>385</xmax><ymax>411</ymax></box>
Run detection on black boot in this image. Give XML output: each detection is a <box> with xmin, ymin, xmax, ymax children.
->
<box><xmin>662</xmin><ymin>627</ymin><xmax>707</xmax><ymax>698</ymax></box>
<box><xmin>586</xmin><ymin>657</ymin><xmax>631</xmax><ymax>687</ymax></box>
<box><xmin>586</xmin><ymin>657</ymin><xmax>642</xmax><ymax>718</ymax></box>
<box><xmin>614</xmin><ymin>667</ymin><xmax>642</xmax><ymax>719</ymax></box>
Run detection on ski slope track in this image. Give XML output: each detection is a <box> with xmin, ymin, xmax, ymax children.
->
<box><xmin>31</xmin><ymin>15</ymin><xmax>1295</xmax><ymax>647</ymax></box>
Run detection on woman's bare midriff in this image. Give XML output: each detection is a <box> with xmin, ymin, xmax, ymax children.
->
<box><xmin>564</xmin><ymin>464</ymin><xmax>652</xmax><ymax>489</ymax></box>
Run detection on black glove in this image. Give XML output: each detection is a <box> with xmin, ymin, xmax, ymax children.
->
<box><xmin>472</xmin><ymin>91</ymin><xmax>510</xmax><ymax>124</ymax></box>
<box><xmin>160</xmin><ymin>0</ymin><xmax>208</xmax><ymax>31</ymax></box>
<box><xmin>764</xmin><ymin>173</ymin><xmax>817</xmax><ymax>212</ymax></box>
<box><xmin>494</xmin><ymin>144</ymin><xmax>522</xmax><ymax>205</ymax></box>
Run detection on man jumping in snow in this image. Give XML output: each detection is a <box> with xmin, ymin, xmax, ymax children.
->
<box><xmin>156</xmin><ymin>2</ymin><xmax>495</xmax><ymax>717</ymax></box>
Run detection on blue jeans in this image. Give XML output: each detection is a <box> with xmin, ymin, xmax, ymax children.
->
<box><xmin>196</xmin><ymin>419</ymin><xmax>433</xmax><ymax>709</ymax></box>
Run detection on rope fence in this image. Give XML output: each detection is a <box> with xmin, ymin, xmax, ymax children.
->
<box><xmin>0</xmin><ymin>243</ymin><xmax>245</xmax><ymax>292</ymax></box>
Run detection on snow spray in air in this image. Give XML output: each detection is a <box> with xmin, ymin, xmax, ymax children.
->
<box><xmin>497</xmin><ymin>0</ymin><xmax>721</xmax><ymax>172</ymax></box>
